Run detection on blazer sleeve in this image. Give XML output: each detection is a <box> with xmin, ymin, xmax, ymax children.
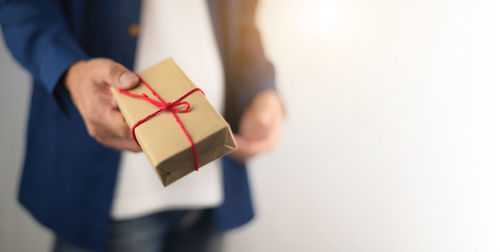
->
<box><xmin>222</xmin><ymin>0</ymin><xmax>277</xmax><ymax>131</ymax></box>
<box><xmin>235</xmin><ymin>0</ymin><xmax>276</xmax><ymax>93</ymax></box>
<box><xmin>0</xmin><ymin>0</ymin><xmax>88</xmax><ymax>95</ymax></box>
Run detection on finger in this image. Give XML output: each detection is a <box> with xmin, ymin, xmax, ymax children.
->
<box><xmin>256</xmin><ymin>109</ymin><xmax>275</xmax><ymax>129</ymax></box>
<box><xmin>259</xmin><ymin>119</ymin><xmax>282</xmax><ymax>151</ymax></box>
<box><xmin>91</xmin><ymin>108</ymin><xmax>132</xmax><ymax>139</ymax></box>
<box><xmin>240</xmin><ymin>114</ymin><xmax>281</xmax><ymax>146</ymax></box>
<box><xmin>230</xmin><ymin>151</ymin><xmax>254</xmax><ymax>162</ymax></box>
<box><xmin>232</xmin><ymin>135</ymin><xmax>258</xmax><ymax>161</ymax></box>
<box><xmin>236</xmin><ymin>129</ymin><xmax>278</xmax><ymax>154</ymax></box>
<box><xmin>100</xmin><ymin>60</ymin><xmax>139</xmax><ymax>89</ymax></box>
<box><xmin>241</xmin><ymin>138</ymin><xmax>271</xmax><ymax>154</ymax></box>
<box><xmin>239</xmin><ymin>108</ymin><xmax>280</xmax><ymax>140</ymax></box>
<box><xmin>233</xmin><ymin>135</ymin><xmax>265</xmax><ymax>159</ymax></box>
<box><xmin>234</xmin><ymin>135</ymin><xmax>255</xmax><ymax>154</ymax></box>
<box><xmin>96</xmin><ymin>136</ymin><xmax>141</xmax><ymax>152</ymax></box>
<box><xmin>233</xmin><ymin>128</ymin><xmax>281</xmax><ymax>161</ymax></box>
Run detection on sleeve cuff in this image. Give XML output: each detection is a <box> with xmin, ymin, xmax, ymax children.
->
<box><xmin>38</xmin><ymin>32</ymin><xmax>89</xmax><ymax>114</ymax></box>
<box><xmin>39</xmin><ymin>32</ymin><xmax>89</xmax><ymax>94</ymax></box>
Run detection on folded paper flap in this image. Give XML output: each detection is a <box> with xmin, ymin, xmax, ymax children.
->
<box><xmin>224</xmin><ymin>127</ymin><xmax>237</xmax><ymax>150</ymax></box>
<box><xmin>157</xmin><ymin>127</ymin><xmax>233</xmax><ymax>172</ymax></box>
<box><xmin>156</xmin><ymin>127</ymin><xmax>236</xmax><ymax>187</ymax></box>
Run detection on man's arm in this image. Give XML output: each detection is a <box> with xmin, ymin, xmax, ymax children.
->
<box><xmin>222</xmin><ymin>0</ymin><xmax>277</xmax><ymax>122</ymax></box>
<box><xmin>0</xmin><ymin>1</ymin><xmax>140</xmax><ymax>152</ymax></box>
<box><xmin>224</xmin><ymin>0</ymin><xmax>284</xmax><ymax>160</ymax></box>
<box><xmin>0</xmin><ymin>0</ymin><xmax>88</xmax><ymax>93</ymax></box>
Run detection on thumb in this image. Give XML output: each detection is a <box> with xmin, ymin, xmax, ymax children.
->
<box><xmin>107</xmin><ymin>62</ymin><xmax>139</xmax><ymax>89</ymax></box>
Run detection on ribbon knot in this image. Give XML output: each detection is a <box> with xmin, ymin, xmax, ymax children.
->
<box><xmin>160</xmin><ymin>101</ymin><xmax>191</xmax><ymax>113</ymax></box>
<box><xmin>160</xmin><ymin>102</ymin><xmax>172</xmax><ymax>111</ymax></box>
<box><xmin>118</xmin><ymin>74</ymin><xmax>205</xmax><ymax>171</ymax></box>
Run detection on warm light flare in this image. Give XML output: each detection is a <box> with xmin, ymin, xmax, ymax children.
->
<box><xmin>258</xmin><ymin>0</ymin><xmax>356</xmax><ymax>47</ymax></box>
<box><xmin>296</xmin><ymin>1</ymin><xmax>346</xmax><ymax>41</ymax></box>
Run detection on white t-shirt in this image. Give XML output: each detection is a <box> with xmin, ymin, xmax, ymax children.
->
<box><xmin>111</xmin><ymin>0</ymin><xmax>225</xmax><ymax>220</ymax></box>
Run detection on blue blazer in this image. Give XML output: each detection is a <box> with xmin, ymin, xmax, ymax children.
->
<box><xmin>0</xmin><ymin>0</ymin><xmax>275</xmax><ymax>251</ymax></box>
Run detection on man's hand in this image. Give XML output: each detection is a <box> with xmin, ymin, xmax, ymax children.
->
<box><xmin>232</xmin><ymin>90</ymin><xmax>284</xmax><ymax>161</ymax></box>
<box><xmin>65</xmin><ymin>58</ymin><xmax>141</xmax><ymax>152</ymax></box>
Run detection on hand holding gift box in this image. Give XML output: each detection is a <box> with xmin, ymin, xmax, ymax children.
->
<box><xmin>110</xmin><ymin>58</ymin><xmax>237</xmax><ymax>187</ymax></box>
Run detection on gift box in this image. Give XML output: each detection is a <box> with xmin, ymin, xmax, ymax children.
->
<box><xmin>110</xmin><ymin>58</ymin><xmax>236</xmax><ymax>186</ymax></box>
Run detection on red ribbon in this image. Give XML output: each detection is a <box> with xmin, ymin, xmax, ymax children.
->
<box><xmin>118</xmin><ymin>74</ymin><xmax>205</xmax><ymax>171</ymax></box>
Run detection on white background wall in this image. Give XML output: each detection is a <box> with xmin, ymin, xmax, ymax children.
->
<box><xmin>1</xmin><ymin>0</ymin><xmax>499</xmax><ymax>251</ymax></box>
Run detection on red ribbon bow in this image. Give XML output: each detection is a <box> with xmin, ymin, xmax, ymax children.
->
<box><xmin>118</xmin><ymin>74</ymin><xmax>205</xmax><ymax>171</ymax></box>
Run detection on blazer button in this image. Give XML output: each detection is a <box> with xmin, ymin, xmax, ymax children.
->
<box><xmin>128</xmin><ymin>23</ymin><xmax>140</xmax><ymax>37</ymax></box>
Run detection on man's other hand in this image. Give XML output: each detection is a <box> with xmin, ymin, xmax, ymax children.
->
<box><xmin>232</xmin><ymin>90</ymin><xmax>284</xmax><ymax>161</ymax></box>
<box><xmin>64</xmin><ymin>58</ymin><xmax>141</xmax><ymax>152</ymax></box>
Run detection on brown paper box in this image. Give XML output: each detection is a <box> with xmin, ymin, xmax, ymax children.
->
<box><xmin>110</xmin><ymin>58</ymin><xmax>237</xmax><ymax>187</ymax></box>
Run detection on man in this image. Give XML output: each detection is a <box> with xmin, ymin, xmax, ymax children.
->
<box><xmin>0</xmin><ymin>0</ymin><xmax>283</xmax><ymax>251</ymax></box>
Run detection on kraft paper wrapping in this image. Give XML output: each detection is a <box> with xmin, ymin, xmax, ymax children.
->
<box><xmin>111</xmin><ymin>58</ymin><xmax>236</xmax><ymax>187</ymax></box>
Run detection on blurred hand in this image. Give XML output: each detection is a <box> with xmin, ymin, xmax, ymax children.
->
<box><xmin>65</xmin><ymin>58</ymin><xmax>141</xmax><ymax>152</ymax></box>
<box><xmin>232</xmin><ymin>90</ymin><xmax>284</xmax><ymax>161</ymax></box>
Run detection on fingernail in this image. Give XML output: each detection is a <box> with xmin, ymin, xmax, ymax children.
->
<box><xmin>120</xmin><ymin>72</ymin><xmax>137</xmax><ymax>88</ymax></box>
